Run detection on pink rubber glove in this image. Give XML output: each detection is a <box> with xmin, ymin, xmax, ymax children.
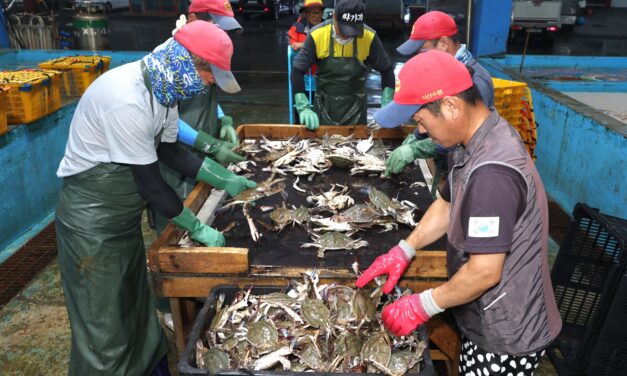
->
<box><xmin>355</xmin><ymin>243</ymin><xmax>413</xmax><ymax>294</ymax></box>
<box><xmin>382</xmin><ymin>294</ymin><xmax>430</xmax><ymax>337</ymax></box>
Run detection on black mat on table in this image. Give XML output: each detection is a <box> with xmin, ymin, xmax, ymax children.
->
<box><xmin>211</xmin><ymin>139</ymin><xmax>447</xmax><ymax>269</ymax></box>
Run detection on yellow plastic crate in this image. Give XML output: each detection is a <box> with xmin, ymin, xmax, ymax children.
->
<box><xmin>0</xmin><ymin>69</ymin><xmax>62</xmax><ymax>124</ymax></box>
<box><xmin>0</xmin><ymin>87</ymin><xmax>9</xmax><ymax>135</ymax></box>
<box><xmin>39</xmin><ymin>55</ymin><xmax>111</xmax><ymax>97</ymax></box>
<box><xmin>493</xmin><ymin>78</ymin><xmax>527</xmax><ymax>110</ymax></box>
<box><xmin>492</xmin><ymin>78</ymin><xmax>537</xmax><ymax>160</ymax></box>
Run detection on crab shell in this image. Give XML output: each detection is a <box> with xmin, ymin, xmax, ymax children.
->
<box><xmin>246</xmin><ymin>321</ymin><xmax>278</xmax><ymax>352</ymax></box>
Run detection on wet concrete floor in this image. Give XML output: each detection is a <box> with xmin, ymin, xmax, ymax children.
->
<box><xmin>1</xmin><ymin>6</ymin><xmax>624</xmax><ymax>375</ymax></box>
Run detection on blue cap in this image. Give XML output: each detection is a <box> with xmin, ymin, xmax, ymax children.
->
<box><xmin>396</xmin><ymin>39</ymin><xmax>425</xmax><ymax>56</ymax></box>
<box><xmin>373</xmin><ymin>101</ymin><xmax>421</xmax><ymax>129</ymax></box>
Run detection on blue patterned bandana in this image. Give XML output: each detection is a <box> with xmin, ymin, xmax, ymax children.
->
<box><xmin>142</xmin><ymin>39</ymin><xmax>207</xmax><ymax>106</ymax></box>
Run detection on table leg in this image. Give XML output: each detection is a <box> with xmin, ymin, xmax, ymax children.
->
<box><xmin>427</xmin><ymin>315</ymin><xmax>461</xmax><ymax>376</ymax></box>
<box><xmin>170</xmin><ymin>297</ymin><xmax>198</xmax><ymax>354</ymax></box>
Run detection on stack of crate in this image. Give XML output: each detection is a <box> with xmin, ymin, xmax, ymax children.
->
<box><xmin>0</xmin><ymin>87</ymin><xmax>10</xmax><ymax>135</ymax></box>
<box><xmin>0</xmin><ymin>69</ymin><xmax>62</xmax><ymax>124</ymax></box>
<box><xmin>492</xmin><ymin>78</ymin><xmax>537</xmax><ymax>160</ymax></box>
<box><xmin>38</xmin><ymin>55</ymin><xmax>111</xmax><ymax>99</ymax></box>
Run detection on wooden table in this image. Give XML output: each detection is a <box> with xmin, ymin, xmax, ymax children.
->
<box><xmin>147</xmin><ymin>124</ymin><xmax>461</xmax><ymax>375</ymax></box>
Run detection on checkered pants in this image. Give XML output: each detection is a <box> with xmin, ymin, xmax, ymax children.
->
<box><xmin>459</xmin><ymin>336</ymin><xmax>545</xmax><ymax>376</ymax></box>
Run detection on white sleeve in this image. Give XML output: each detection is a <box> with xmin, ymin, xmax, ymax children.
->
<box><xmin>161</xmin><ymin>105</ymin><xmax>179</xmax><ymax>143</ymax></box>
<box><xmin>103</xmin><ymin>103</ymin><xmax>159</xmax><ymax>165</ymax></box>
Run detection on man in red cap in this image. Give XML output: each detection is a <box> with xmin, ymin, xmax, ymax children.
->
<box><xmin>186</xmin><ymin>0</ymin><xmax>242</xmax><ymax>31</ymax></box>
<box><xmin>381</xmin><ymin>11</ymin><xmax>495</xmax><ymax>181</ymax></box>
<box><xmin>55</xmin><ymin>21</ymin><xmax>255</xmax><ymax>376</ymax></box>
<box><xmin>153</xmin><ymin>0</ymin><xmax>246</xmax><ymax>237</ymax></box>
<box><xmin>291</xmin><ymin>0</ymin><xmax>395</xmax><ymax>129</ymax></box>
<box><xmin>357</xmin><ymin>50</ymin><xmax>561</xmax><ymax>376</ymax></box>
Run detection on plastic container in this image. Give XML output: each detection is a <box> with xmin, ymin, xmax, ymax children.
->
<box><xmin>547</xmin><ymin>203</ymin><xmax>627</xmax><ymax>375</ymax></box>
<box><xmin>39</xmin><ymin>55</ymin><xmax>111</xmax><ymax>97</ymax></box>
<box><xmin>492</xmin><ymin>78</ymin><xmax>527</xmax><ymax>110</ymax></box>
<box><xmin>492</xmin><ymin>78</ymin><xmax>537</xmax><ymax>160</ymax></box>
<box><xmin>178</xmin><ymin>285</ymin><xmax>434</xmax><ymax>376</ymax></box>
<box><xmin>0</xmin><ymin>87</ymin><xmax>9</xmax><ymax>135</ymax></box>
<box><xmin>0</xmin><ymin>69</ymin><xmax>62</xmax><ymax>124</ymax></box>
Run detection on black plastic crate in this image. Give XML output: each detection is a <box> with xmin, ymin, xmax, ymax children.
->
<box><xmin>547</xmin><ymin>203</ymin><xmax>627</xmax><ymax>375</ymax></box>
<box><xmin>586</xmin><ymin>268</ymin><xmax>627</xmax><ymax>375</ymax></box>
<box><xmin>178</xmin><ymin>285</ymin><xmax>434</xmax><ymax>376</ymax></box>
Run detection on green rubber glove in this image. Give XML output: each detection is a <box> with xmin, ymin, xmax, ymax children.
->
<box><xmin>219</xmin><ymin>115</ymin><xmax>239</xmax><ymax>145</ymax></box>
<box><xmin>193</xmin><ymin>130</ymin><xmax>245</xmax><ymax>165</ymax></box>
<box><xmin>171</xmin><ymin>207</ymin><xmax>225</xmax><ymax>246</ymax></box>
<box><xmin>294</xmin><ymin>92</ymin><xmax>319</xmax><ymax>130</ymax></box>
<box><xmin>196</xmin><ymin>157</ymin><xmax>257</xmax><ymax>197</ymax></box>
<box><xmin>381</xmin><ymin>87</ymin><xmax>394</xmax><ymax>108</ymax></box>
<box><xmin>385</xmin><ymin>134</ymin><xmax>438</xmax><ymax>176</ymax></box>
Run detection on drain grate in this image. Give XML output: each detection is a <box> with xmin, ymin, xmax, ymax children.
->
<box><xmin>0</xmin><ymin>223</ymin><xmax>57</xmax><ymax>308</ymax></box>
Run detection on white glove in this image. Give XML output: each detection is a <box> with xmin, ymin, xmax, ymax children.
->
<box><xmin>172</xmin><ymin>14</ymin><xmax>187</xmax><ymax>36</ymax></box>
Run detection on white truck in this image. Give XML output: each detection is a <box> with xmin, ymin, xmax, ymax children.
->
<box><xmin>510</xmin><ymin>0</ymin><xmax>563</xmax><ymax>43</ymax></box>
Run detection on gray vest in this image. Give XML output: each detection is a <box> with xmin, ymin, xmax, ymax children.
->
<box><xmin>447</xmin><ymin>110</ymin><xmax>561</xmax><ymax>355</ymax></box>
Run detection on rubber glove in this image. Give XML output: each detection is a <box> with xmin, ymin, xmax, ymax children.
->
<box><xmin>171</xmin><ymin>207</ymin><xmax>225</xmax><ymax>246</ymax></box>
<box><xmin>384</xmin><ymin>134</ymin><xmax>438</xmax><ymax>176</ymax></box>
<box><xmin>383</xmin><ymin>289</ymin><xmax>444</xmax><ymax>336</ymax></box>
<box><xmin>178</xmin><ymin>119</ymin><xmax>244</xmax><ymax>165</ymax></box>
<box><xmin>219</xmin><ymin>115</ymin><xmax>239</xmax><ymax>145</ymax></box>
<box><xmin>381</xmin><ymin>87</ymin><xmax>394</xmax><ymax>108</ymax></box>
<box><xmin>194</xmin><ymin>131</ymin><xmax>245</xmax><ymax>165</ymax></box>
<box><xmin>355</xmin><ymin>240</ymin><xmax>415</xmax><ymax>294</ymax></box>
<box><xmin>196</xmin><ymin>157</ymin><xmax>257</xmax><ymax>197</ymax></box>
<box><xmin>294</xmin><ymin>92</ymin><xmax>319</xmax><ymax>131</ymax></box>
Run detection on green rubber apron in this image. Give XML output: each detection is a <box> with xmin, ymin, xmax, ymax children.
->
<box><xmin>56</xmin><ymin>163</ymin><xmax>169</xmax><ymax>375</ymax></box>
<box><xmin>315</xmin><ymin>34</ymin><xmax>368</xmax><ymax>125</ymax></box>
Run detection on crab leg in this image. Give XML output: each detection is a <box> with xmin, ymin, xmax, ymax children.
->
<box><xmin>292</xmin><ymin>177</ymin><xmax>306</xmax><ymax>193</ymax></box>
<box><xmin>243</xmin><ymin>203</ymin><xmax>261</xmax><ymax>242</ymax></box>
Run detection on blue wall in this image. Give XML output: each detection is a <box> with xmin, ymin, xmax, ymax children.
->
<box><xmin>481</xmin><ymin>56</ymin><xmax>627</xmax><ymax>220</ymax></box>
<box><xmin>470</xmin><ymin>0</ymin><xmax>513</xmax><ymax>57</ymax></box>
<box><xmin>0</xmin><ymin>50</ymin><xmax>147</xmax><ymax>263</ymax></box>
<box><xmin>0</xmin><ymin>105</ymin><xmax>76</xmax><ymax>259</ymax></box>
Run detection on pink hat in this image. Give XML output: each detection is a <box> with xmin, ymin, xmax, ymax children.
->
<box><xmin>175</xmin><ymin>21</ymin><xmax>240</xmax><ymax>93</ymax></box>
<box><xmin>397</xmin><ymin>11</ymin><xmax>458</xmax><ymax>56</ymax></box>
<box><xmin>189</xmin><ymin>0</ymin><xmax>242</xmax><ymax>31</ymax></box>
<box><xmin>374</xmin><ymin>50</ymin><xmax>473</xmax><ymax>128</ymax></box>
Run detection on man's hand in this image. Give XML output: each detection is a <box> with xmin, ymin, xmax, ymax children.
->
<box><xmin>383</xmin><ymin>293</ymin><xmax>432</xmax><ymax>336</ymax></box>
<box><xmin>219</xmin><ymin>115</ymin><xmax>239</xmax><ymax>145</ymax></box>
<box><xmin>356</xmin><ymin>241</ymin><xmax>415</xmax><ymax>294</ymax></box>
<box><xmin>171</xmin><ymin>207</ymin><xmax>226</xmax><ymax>246</ymax></box>
<box><xmin>294</xmin><ymin>92</ymin><xmax>320</xmax><ymax>130</ymax></box>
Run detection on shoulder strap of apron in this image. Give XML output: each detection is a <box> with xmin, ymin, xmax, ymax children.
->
<box><xmin>140</xmin><ymin>60</ymin><xmax>155</xmax><ymax>115</ymax></box>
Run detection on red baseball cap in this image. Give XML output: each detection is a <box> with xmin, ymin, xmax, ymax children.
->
<box><xmin>374</xmin><ymin>50</ymin><xmax>473</xmax><ymax>128</ymax></box>
<box><xmin>397</xmin><ymin>11</ymin><xmax>458</xmax><ymax>56</ymax></box>
<box><xmin>175</xmin><ymin>21</ymin><xmax>240</xmax><ymax>93</ymax></box>
<box><xmin>189</xmin><ymin>0</ymin><xmax>242</xmax><ymax>31</ymax></box>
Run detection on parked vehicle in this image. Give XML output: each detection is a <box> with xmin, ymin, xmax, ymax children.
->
<box><xmin>72</xmin><ymin>0</ymin><xmax>129</xmax><ymax>13</ymax></box>
<box><xmin>510</xmin><ymin>0</ymin><xmax>563</xmax><ymax>44</ymax></box>
<box><xmin>561</xmin><ymin>0</ymin><xmax>586</xmax><ymax>31</ymax></box>
<box><xmin>231</xmin><ymin>0</ymin><xmax>296</xmax><ymax>19</ymax></box>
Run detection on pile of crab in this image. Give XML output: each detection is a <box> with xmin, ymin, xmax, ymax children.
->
<box><xmin>218</xmin><ymin>134</ymin><xmax>421</xmax><ymax>256</ymax></box>
<box><xmin>196</xmin><ymin>271</ymin><xmax>427</xmax><ymax>376</ymax></box>
<box><xmin>232</xmin><ymin>133</ymin><xmax>388</xmax><ymax>180</ymax></box>
<box><xmin>222</xmin><ymin>180</ymin><xmax>418</xmax><ymax>257</ymax></box>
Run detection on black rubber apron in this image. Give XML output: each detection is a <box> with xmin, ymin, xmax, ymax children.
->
<box><xmin>314</xmin><ymin>34</ymin><xmax>368</xmax><ymax>125</ymax></box>
<box><xmin>56</xmin><ymin>163</ymin><xmax>169</xmax><ymax>375</ymax></box>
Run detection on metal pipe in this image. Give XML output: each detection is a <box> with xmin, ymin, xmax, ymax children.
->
<box><xmin>466</xmin><ymin>0</ymin><xmax>472</xmax><ymax>47</ymax></box>
<box><xmin>519</xmin><ymin>30</ymin><xmax>531</xmax><ymax>73</ymax></box>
